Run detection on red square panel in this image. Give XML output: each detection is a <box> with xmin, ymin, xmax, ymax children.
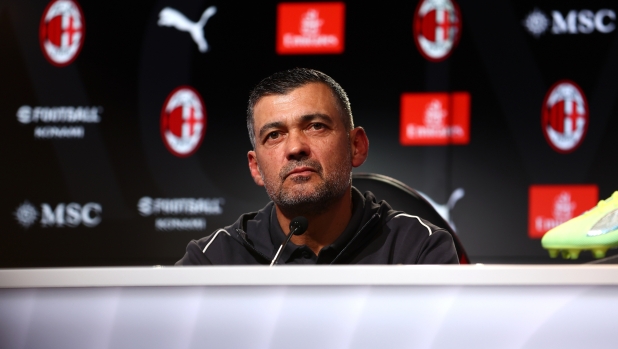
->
<box><xmin>528</xmin><ymin>185</ymin><xmax>598</xmax><ymax>239</ymax></box>
<box><xmin>277</xmin><ymin>2</ymin><xmax>345</xmax><ymax>55</ymax></box>
<box><xmin>400</xmin><ymin>92</ymin><xmax>470</xmax><ymax>145</ymax></box>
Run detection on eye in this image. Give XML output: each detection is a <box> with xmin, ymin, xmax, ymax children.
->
<box><xmin>266</xmin><ymin>131</ymin><xmax>280</xmax><ymax>140</ymax></box>
<box><xmin>310</xmin><ymin>123</ymin><xmax>325</xmax><ymax>130</ymax></box>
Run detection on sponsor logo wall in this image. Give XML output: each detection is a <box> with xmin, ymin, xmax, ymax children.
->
<box><xmin>137</xmin><ymin>196</ymin><xmax>224</xmax><ymax>231</ymax></box>
<box><xmin>39</xmin><ymin>0</ymin><xmax>85</xmax><ymax>67</ymax></box>
<box><xmin>14</xmin><ymin>201</ymin><xmax>102</xmax><ymax>229</ymax></box>
<box><xmin>400</xmin><ymin>92</ymin><xmax>470</xmax><ymax>145</ymax></box>
<box><xmin>413</xmin><ymin>0</ymin><xmax>462</xmax><ymax>61</ymax></box>
<box><xmin>277</xmin><ymin>2</ymin><xmax>345</xmax><ymax>54</ymax></box>
<box><xmin>157</xmin><ymin>6</ymin><xmax>217</xmax><ymax>53</ymax></box>
<box><xmin>541</xmin><ymin>80</ymin><xmax>588</xmax><ymax>153</ymax></box>
<box><xmin>523</xmin><ymin>8</ymin><xmax>616</xmax><ymax>37</ymax></box>
<box><xmin>2</xmin><ymin>0</ymin><xmax>618</xmax><ymax>266</ymax></box>
<box><xmin>16</xmin><ymin>105</ymin><xmax>102</xmax><ymax>139</ymax></box>
<box><xmin>160</xmin><ymin>86</ymin><xmax>206</xmax><ymax>157</ymax></box>
<box><xmin>529</xmin><ymin>185</ymin><xmax>598</xmax><ymax>238</ymax></box>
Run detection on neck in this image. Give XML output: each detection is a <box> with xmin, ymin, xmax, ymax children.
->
<box><xmin>275</xmin><ymin>187</ymin><xmax>353</xmax><ymax>255</ymax></box>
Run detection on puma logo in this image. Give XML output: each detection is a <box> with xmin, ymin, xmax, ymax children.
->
<box><xmin>158</xmin><ymin>6</ymin><xmax>217</xmax><ymax>53</ymax></box>
<box><xmin>419</xmin><ymin>188</ymin><xmax>465</xmax><ymax>232</ymax></box>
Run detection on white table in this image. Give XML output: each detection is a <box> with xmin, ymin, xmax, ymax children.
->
<box><xmin>1</xmin><ymin>265</ymin><xmax>617</xmax><ymax>349</ymax></box>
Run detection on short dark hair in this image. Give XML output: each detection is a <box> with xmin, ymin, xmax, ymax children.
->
<box><xmin>247</xmin><ymin>68</ymin><xmax>353</xmax><ymax>148</ymax></box>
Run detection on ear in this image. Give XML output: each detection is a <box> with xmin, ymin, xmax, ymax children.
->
<box><xmin>350</xmin><ymin>127</ymin><xmax>369</xmax><ymax>167</ymax></box>
<box><xmin>247</xmin><ymin>150</ymin><xmax>265</xmax><ymax>186</ymax></box>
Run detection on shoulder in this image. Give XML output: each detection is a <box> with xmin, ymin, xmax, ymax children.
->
<box><xmin>175</xmin><ymin>227</ymin><xmax>237</xmax><ymax>265</ymax></box>
<box><xmin>175</xmin><ymin>204</ymin><xmax>274</xmax><ymax>266</ymax></box>
<box><xmin>383</xmin><ymin>212</ymin><xmax>459</xmax><ymax>264</ymax></box>
<box><xmin>386</xmin><ymin>212</ymin><xmax>444</xmax><ymax>236</ymax></box>
<box><xmin>194</xmin><ymin>228</ymin><xmax>235</xmax><ymax>253</ymax></box>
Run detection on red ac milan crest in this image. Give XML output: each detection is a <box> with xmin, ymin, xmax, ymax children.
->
<box><xmin>413</xmin><ymin>0</ymin><xmax>462</xmax><ymax>62</ymax></box>
<box><xmin>160</xmin><ymin>86</ymin><xmax>207</xmax><ymax>157</ymax></box>
<box><xmin>39</xmin><ymin>0</ymin><xmax>85</xmax><ymax>67</ymax></box>
<box><xmin>542</xmin><ymin>80</ymin><xmax>589</xmax><ymax>153</ymax></box>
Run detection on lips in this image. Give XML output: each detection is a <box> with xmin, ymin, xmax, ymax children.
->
<box><xmin>285</xmin><ymin>166</ymin><xmax>316</xmax><ymax>178</ymax></box>
<box><xmin>279</xmin><ymin>159</ymin><xmax>323</xmax><ymax>181</ymax></box>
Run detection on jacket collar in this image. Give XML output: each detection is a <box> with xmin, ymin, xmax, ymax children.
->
<box><xmin>239</xmin><ymin>187</ymin><xmax>386</xmax><ymax>264</ymax></box>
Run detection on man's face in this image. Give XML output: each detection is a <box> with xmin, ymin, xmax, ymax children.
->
<box><xmin>248</xmin><ymin>83</ymin><xmax>353</xmax><ymax>214</ymax></box>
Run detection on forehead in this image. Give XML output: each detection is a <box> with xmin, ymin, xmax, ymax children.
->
<box><xmin>252</xmin><ymin>83</ymin><xmax>342</xmax><ymax>127</ymax></box>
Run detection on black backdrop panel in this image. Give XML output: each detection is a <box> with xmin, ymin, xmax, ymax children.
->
<box><xmin>1</xmin><ymin>0</ymin><xmax>617</xmax><ymax>266</ymax></box>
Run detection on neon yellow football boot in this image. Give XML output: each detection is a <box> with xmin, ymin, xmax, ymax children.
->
<box><xmin>542</xmin><ymin>191</ymin><xmax>618</xmax><ymax>259</ymax></box>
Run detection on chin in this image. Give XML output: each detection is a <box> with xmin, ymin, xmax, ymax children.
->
<box><xmin>287</xmin><ymin>182</ymin><xmax>318</xmax><ymax>194</ymax></box>
<box><xmin>282</xmin><ymin>180</ymin><xmax>321</xmax><ymax>195</ymax></box>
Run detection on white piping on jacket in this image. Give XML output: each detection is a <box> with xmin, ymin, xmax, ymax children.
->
<box><xmin>393</xmin><ymin>213</ymin><xmax>433</xmax><ymax>236</ymax></box>
<box><xmin>202</xmin><ymin>229</ymin><xmax>230</xmax><ymax>253</ymax></box>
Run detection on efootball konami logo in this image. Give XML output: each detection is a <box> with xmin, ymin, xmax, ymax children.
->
<box><xmin>160</xmin><ymin>86</ymin><xmax>207</xmax><ymax>157</ymax></box>
<box><xmin>541</xmin><ymin>80</ymin><xmax>589</xmax><ymax>154</ymax></box>
<box><xmin>39</xmin><ymin>0</ymin><xmax>85</xmax><ymax>67</ymax></box>
<box><xmin>413</xmin><ymin>0</ymin><xmax>462</xmax><ymax>62</ymax></box>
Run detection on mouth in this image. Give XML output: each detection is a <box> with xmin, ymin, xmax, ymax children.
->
<box><xmin>285</xmin><ymin>166</ymin><xmax>316</xmax><ymax>179</ymax></box>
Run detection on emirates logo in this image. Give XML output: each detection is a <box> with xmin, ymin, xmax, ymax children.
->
<box><xmin>39</xmin><ymin>0</ymin><xmax>85</xmax><ymax>67</ymax></box>
<box><xmin>400</xmin><ymin>92</ymin><xmax>470</xmax><ymax>145</ymax></box>
<box><xmin>282</xmin><ymin>8</ymin><xmax>340</xmax><ymax>48</ymax></box>
<box><xmin>424</xmin><ymin>99</ymin><xmax>448</xmax><ymax>129</ymax></box>
<box><xmin>552</xmin><ymin>192</ymin><xmax>577</xmax><ymax>223</ymax></box>
<box><xmin>277</xmin><ymin>2</ymin><xmax>345</xmax><ymax>54</ymax></box>
<box><xmin>160</xmin><ymin>86</ymin><xmax>207</xmax><ymax>157</ymax></box>
<box><xmin>535</xmin><ymin>191</ymin><xmax>576</xmax><ymax>233</ymax></box>
<box><xmin>528</xmin><ymin>185</ymin><xmax>598</xmax><ymax>238</ymax></box>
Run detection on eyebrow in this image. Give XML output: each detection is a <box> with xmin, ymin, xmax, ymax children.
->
<box><xmin>258</xmin><ymin>113</ymin><xmax>334</xmax><ymax>140</ymax></box>
<box><xmin>300</xmin><ymin>113</ymin><xmax>333</xmax><ymax>124</ymax></box>
<box><xmin>258</xmin><ymin>121</ymin><xmax>285</xmax><ymax>140</ymax></box>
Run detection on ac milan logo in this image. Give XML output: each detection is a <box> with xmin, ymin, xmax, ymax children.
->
<box><xmin>413</xmin><ymin>0</ymin><xmax>462</xmax><ymax>62</ymax></box>
<box><xmin>39</xmin><ymin>0</ymin><xmax>85</xmax><ymax>67</ymax></box>
<box><xmin>542</xmin><ymin>80</ymin><xmax>589</xmax><ymax>153</ymax></box>
<box><xmin>160</xmin><ymin>86</ymin><xmax>206</xmax><ymax>157</ymax></box>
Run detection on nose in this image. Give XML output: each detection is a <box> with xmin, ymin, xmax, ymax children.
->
<box><xmin>285</xmin><ymin>129</ymin><xmax>310</xmax><ymax>161</ymax></box>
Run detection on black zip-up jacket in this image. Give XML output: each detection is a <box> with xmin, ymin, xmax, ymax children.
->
<box><xmin>176</xmin><ymin>188</ymin><xmax>459</xmax><ymax>265</ymax></box>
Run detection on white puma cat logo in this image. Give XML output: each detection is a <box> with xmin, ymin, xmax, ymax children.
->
<box><xmin>158</xmin><ymin>6</ymin><xmax>217</xmax><ymax>53</ymax></box>
<box><xmin>419</xmin><ymin>188</ymin><xmax>465</xmax><ymax>232</ymax></box>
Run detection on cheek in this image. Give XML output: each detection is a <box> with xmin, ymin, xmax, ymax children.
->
<box><xmin>257</xmin><ymin>153</ymin><xmax>281</xmax><ymax>177</ymax></box>
<box><xmin>318</xmin><ymin>138</ymin><xmax>350</xmax><ymax>166</ymax></box>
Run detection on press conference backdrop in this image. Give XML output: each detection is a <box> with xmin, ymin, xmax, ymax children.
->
<box><xmin>1</xmin><ymin>0</ymin><xmax>618</xmax><ymax>266</ymax></box>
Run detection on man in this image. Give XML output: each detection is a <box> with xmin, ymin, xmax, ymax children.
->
<box><xmin>176</xmin><ymin>68</ymin><xmax>458</xmax><ymax>265</ymax></box>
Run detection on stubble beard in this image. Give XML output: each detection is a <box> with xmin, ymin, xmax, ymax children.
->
<box><xmin>260</xmin><ymin>152</ymin><xmax>352</xmax><ymax>217</ymax></box>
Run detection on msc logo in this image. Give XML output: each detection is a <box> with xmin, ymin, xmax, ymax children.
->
<box><xmin>523</xmin><ymin>8</ymin><xmax>615</xmax><ymax>37</ymax></box>
<box><xmin>160</xmin><ymin>86</ymin><xmax>206</xmax><ymax>157</ymax></box>
<box><xmin>528</xmin><ymin>185</ymin><xmax>598</xmax><ymax>238</ymax></box>
<box><xmin>277</xmin><ymin>2</ymin><xmax>345</xmax><ymax>54</ymax></box>
<box><xmin>542</xmin><ymin>80</ymin><xmax>588</xmax><ymax>153</ymax></box>
<box><xmin>39</xmin><ymin>0</ymin><xmax>85</xmax><ymax>67</ymax></box>
<box><xmin>14</xmin><ymin>201</ymin><xmax>102</xmax><ymax>229</ymax></box>
<box><xmin>413</xmin><ymin>0</ymin><xmax>462</xmax><ymax>62</ymax></box>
